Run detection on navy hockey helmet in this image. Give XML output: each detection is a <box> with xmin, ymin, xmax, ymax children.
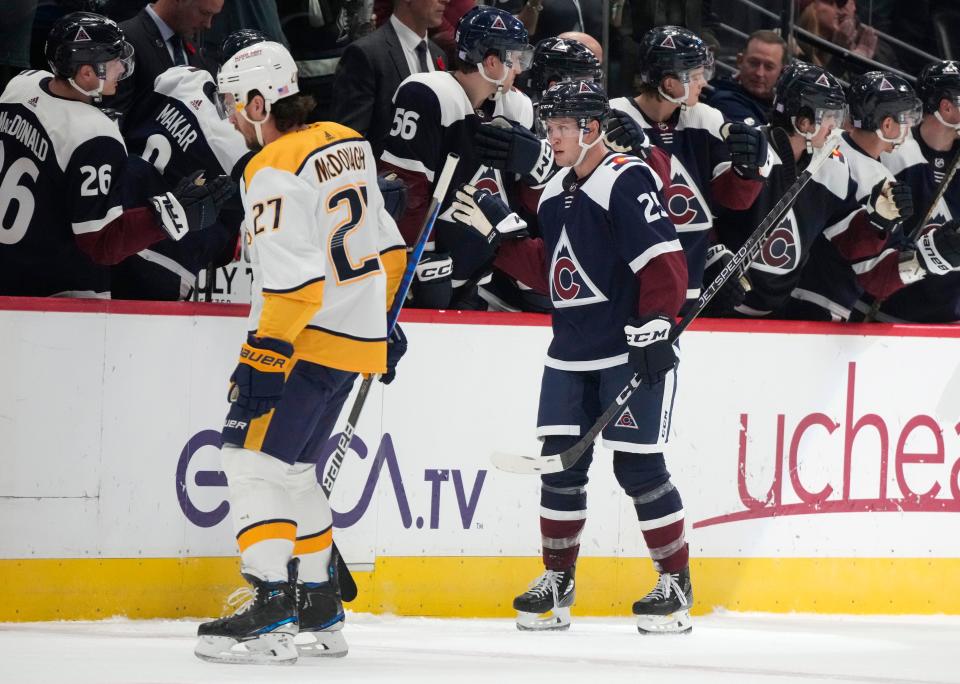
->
<box><xmin>917</xmin><ymin>61</ymin><xmax>960</xmax><ymax>115</ymax></box>
<box><xmin>637</xmin><ymin>26</ymin><xmax>714</xmax><ymax>88</ymax></box>
<box><xmin>455</xmin><ymin>6</ymin><xmax>532</xmax><ymax>70</ymax></box>
<box><xmin>219</xmin><ymin>29</ymin><xmax>268</xmax><ymax>66</ymax></box>
<box><xmin>847</xmin><ymin>71</ymin><xmax>921</xmax><ymax>141</ymax></box>
<box><xmin>45</xmin><ymin>12</ymin><xmax>134</xmax><ymax>80</ymax></box>
<box><xmin>773</xmin><ymin>62</ymin><xmax>847</xmax><ymax>134</ymax></box>
<box><xmin>539</xmin><ymin>79</ymin><xmax>610</xmax><ymax>127</ymax></box>
<box><xmin>524</xmin><ymin>37</ymin><xmax>602</xmax><ymax>97</ymax></box>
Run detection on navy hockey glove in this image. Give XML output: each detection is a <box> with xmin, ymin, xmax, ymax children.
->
<box><xmin>450</xmin><ymin>183</ymin><xmax>528</xmax><ymax>248</ymax></box>
<box><xmin>604</xmin><ymin>109</ymin><xmax>649</xmax><ymax>159</ymax></box>
<box><xmin>625</xmin><ymin>315</ymin><xmax>677</xmax><ymax>385</ymax></box>
<box><xmin>150</xmin><ymin>170</ymin><xmax>236</xmax><ymax>240</ymax></box>
<box><xmin>917</xmin><ymin>220</ymin><xmax>960</xmax><ymax>275</ymax></box>
<box><xmin>411</xmin><ymin>251</ymin><xmax>454</xmax><ymax>308</ymax></box>
<box><xmin>377</xmin><ymin>172</ymin><xmax>408</xmax><ymax>222</ymax></box>
<box><xmin>475</xmin><ymin>116</ymin><xmax>554</xmax><ymax>183</ymax></box>
<box><xmin>721</xmin><ymin>122</ymin><xmax>768</xmax><ymax>179</ymax></box>
<box><xmin>702</xmin><ymin>244</ymin><xmax>752</xmax><ymax>315</ymax></box>
<box><xmin>228</xmin><ymin>333</ymin><xmax>294</xmax><ymax>417</ymax></box>
<box><xmin>866</xmin><ymin>179</ymin><xmax>913</xmax><ymax>233</ymax></box>
<box><xmin>380</xmin><ymin>324</ymin><xmax>408</xmax><ymax>385</ymax></box>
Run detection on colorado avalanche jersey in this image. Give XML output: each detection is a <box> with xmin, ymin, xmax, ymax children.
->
<box><xmin>608</xmin><ymin>97</ymin><xmax>768</xmax><ymax>302</ymax></box>
<box><xmin>539</xmin><ymin>154</ymin><xmax>686</xmax><ymax>369</ymax></box>
<box><xmin>715</xmin><ymin>129</ymin><xmax>861</xmax><ymax>316</ymax></box>
<box><xmin>380</xmin><ymin>71</ymin><xmax>538</xmax><ymax>285</ymax></box>
<box><xmin>0</xmin><ymin>71</ymin><xmax>129</xmax><ymax>296</ymax></box>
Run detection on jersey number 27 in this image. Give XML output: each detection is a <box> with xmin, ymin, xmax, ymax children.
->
<box><xmin>327</xmin><ymin>184</ymin><xmax>380</xmax><ymax>284</ymax></box>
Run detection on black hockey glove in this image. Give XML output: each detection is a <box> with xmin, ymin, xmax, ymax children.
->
<box><xmin>150</xmin><ymin>170</ymin><xmax>236</xmax><ymax>240</ymax></box>
<box><xmin>721</xmin><ymin>122</ymin><xmax>768</xmax><ymax>179</ymax></box>
<box><xmin>917</xmin><ymin>220</ymin><xmax>960</xmax><ymax>275</ymax></box>
<box><xmin>228</xmin><ymin>333</ymin><xmax>294</xmax><ymax>418</ymax></box>
<box><xmin>411</xmin><ymin>251</ymin><xmax>454</xmax><ymax>308</ymax></box>
<box><xmin>866</xmin><ymin>179</ymin><xmax>913</xmax><ymax>233</ymax></box>
<box><xmin>449</xmin><ymin>183</ymin><xmax>528</xmax><ymax>249</ymax></box>
<box><xmin>475</xmin><ymin>116</ymin><xmax>554</xmax><ymax>183</ymax></box>
<box><xmin>702</xmin><ymin>244</ymin><xmax>752</xmax><ymax>315</ymax></box>
<box><xmin>604</xmin><ymin>109</ymin><xmax>649</xmax><ymax>160</ymax></box>
<box><xmin>377</xmin><ymin>172</ymin><xmax>408</xmax><ymax>222</ymax></box>
<box><xmin>380</xmin><ymin>324</ymin><xmax>408</xmax><ymax>385</ymax></box>
<box><xmin>625</xmin><ymin>315</ymin><xmax>677</xmax><ymax>385</ymax></box>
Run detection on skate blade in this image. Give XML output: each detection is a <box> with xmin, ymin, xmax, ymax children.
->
<box><xmin>295</xmin><ymin>629</ymin><xmax>348</xmax><ymax>658</ymax></box>
<box><xmin>195</xmin><ymin>633</ymin><xmax>298</xmax><ymax>665</ymax></box>
<box><xmin>636</xmin><ymin>609</ymin><xmax>692</xmax><ymax>635</ymax></box>
<box><xmin>516</xmin><ymin>607</ymin><xmax>571</xmax><ymax>631</ymax></box>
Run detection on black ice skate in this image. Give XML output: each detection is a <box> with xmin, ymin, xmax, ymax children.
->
<box><xmin>513</xmin><ymin>566</ymin><xmax>575</xmax><ymax>631</ymax></box>
<box><xmin>296</xmin><ymin>579</ymin><xmax>348</xmax><ymax>658</ymax></box>
<box><xmin>195</xmin><ymin>572</ymin><xmax>299</xmax><ymax>665</ymax></box>
<box><xmin>632</xmin><ymin>566</ymin><xmax>693</xmax><ymax>635</ymax></box>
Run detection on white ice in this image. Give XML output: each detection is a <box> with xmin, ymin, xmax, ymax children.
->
<box><xmin>1</xmin><ymin>612</ymin><xmax>957</xmax><ymax>684</ymax></box>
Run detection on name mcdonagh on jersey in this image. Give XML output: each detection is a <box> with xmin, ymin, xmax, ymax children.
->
<box><xmin>314</xmin><ymin>143</ymin><xmax>367</xmax><ymax>183</ymax></box>
<box><xmin>0</xmin><ymin>111</ymin><xmax>49</xmax><ymax>162</ymax></box>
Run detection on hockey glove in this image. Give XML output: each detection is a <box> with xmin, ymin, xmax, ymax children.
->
<box><xmin>917</xmin><ymin>220</ymin><xmax>960</xmax><ymax>275</ymax></box>
<box><xmin>866</xmin><ymin>179</ymin><xmax>913</xmax><ymax>233</ymax></box>
<box><xmin>721</xmin><ymin>122</ymin><xmax>769</xmax><ymax>179</ymax></box>
<box><xmin>450</xmin><ymin>183</ymin><xmax>528</xmax><ymax>249</ymax></box>
<box><xmin>475</xmin><ymin>116</ymin><xmax>554</xmax><ymax>183</ymax></box>
<box><xmin>228</xmin><ymin>333</ymin><xmax>294</xmax><ymax>417</ymax></box>
<box><xmin>411</xmin><ymin>251</ymin><xmax>454</xmax><ymax>308</ymax></box>
<box><xmin>377</xmin><ymin>172</ymin><xmax>408</xmax><ymax>222</ymax></box>
<box><xmin>380</xmin><ymin>324</ymin><xmax>408</xmax><ymax>385</ymax></box>
<box><xmin>150</xmin><ymin>170</ymin><xmax>236</xmax><ymax>241</ymax></box>
<box><xmin>625</xmin><ymin>315</ymin><xmax>677</xmax><ymax>386</ymax></box>
<box><xmin>604</xmin><ymin>109</ymin><xmax>649</xmax><ymax>159</ymax></box>
<box><xmin>702</xmin><ymin>244</ymin><xmax>752</xmax><ymax>315</ymax></box>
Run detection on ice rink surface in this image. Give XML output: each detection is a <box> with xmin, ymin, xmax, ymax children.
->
<box><xmin>2</xmin><ymin>612</ymin><xmax>957</xmax><ymax>684</ymax></box>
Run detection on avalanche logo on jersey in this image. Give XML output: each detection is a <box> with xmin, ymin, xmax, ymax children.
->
<box><xmin>615</xmin><ymin>406</ymin><xmax>639</xmax><ymax>430</ymax></box>
<box><xmin>550</xmin><ymin>226</ymin><xmax>607</xmax><ymax>308</ymax></box>
<box><xmin>664</xmin><ymin>156</ymin><xmax>711</xmax><ymax>232</ymax></box>
<box><xmin>751</xmin><ymin>209</ymin><xmax>800</xmax><ymax>275</ymax></box>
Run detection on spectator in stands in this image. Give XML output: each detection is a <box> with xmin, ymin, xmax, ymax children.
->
<box><xmin>0</xmin><ymin>1</ymin><xmax>37</xmax><ymax>94</ymax></box>
<box><xmin>708</xmin><ymin>30</ymin><xmax>786</xmax><ymax>125</ymax></box>
<box><xmin>332</xmin><ymin>0</ymin><xmax>447</xmax><ymax>157</ymax></box>
<box><xmin>200</xmin><ymin>0</ymin><xmax>288</xmax><ymax>65</ymax></box>
<box><xmin>375</xmin><ymin>0</ymin><xmax>474</xmax><ymax>63</ymax></box>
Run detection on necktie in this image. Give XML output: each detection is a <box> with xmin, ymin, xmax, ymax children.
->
<box><xmin>169</xmin><ymin>35</ymin><xmax>186</xmax><ymax>66</ymax></box>
<box><xmin>415</xmin><ymin>40</ymin><xmax>429</xmax><ymax>73</ymax></box>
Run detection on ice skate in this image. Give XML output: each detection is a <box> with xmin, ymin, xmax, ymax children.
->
<box><xmin>632</xmin><ymin>566</ymin><xmax>693</xmax><ymax>635</ymax></box>
<box><xmin>295</xmin><ymin>579</ymin><xmax>348</xmax><ymax>658</ymax></box>
<box><xmin>195</xmin><ymin>573</ymin><xmax>299</xmax><ymax>665</ymax></box>
<box><xmin>513</xmin><ymin>566</ymin><xmax>575</xmax><ymax>631</ymax></box>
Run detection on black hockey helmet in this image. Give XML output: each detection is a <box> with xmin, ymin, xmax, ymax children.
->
<box><xmin>637</xmin><ymin>25</ymin><xmax>714</xmax><ymax>87</ymax></box>
<box><xmin>917</xmin><ymin>60</ymin><xmax>960</xmax><ymax>115</ymax></box>
<box><xmin>773</xmin><ymin>61</ymin><xmax>846</xmax><ymax>121</ymax></box>
<box><xmin>847</xmin><ymin>71</ymin><xmax>921</xmax><ymax>132</ymax></box>
<box><xmin>45</xmin><ymin>12</ymin><xmax>134</xmax><ymax>80</ymax></box>
<box><xmin>539</xmin><ymin>79</ymin><xmax>610</xmax><ymax>129</ymax></box>
<box><xmin>523</xmin><ymin>37</ymin><xmax>602</xmax><ymax>97</ymax></box>
<box><xmin>455</xmin><ymin>6</ymin><xmax>532</xmax><ymax>70</ymax></box>
<box><xmin>219</xmin><ymin>29</ymin><xmax>268</xmax><ymax>66</ymax></box>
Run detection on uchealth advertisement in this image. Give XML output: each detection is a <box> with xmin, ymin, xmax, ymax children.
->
<box><xmin>2</xmin><ymin>305</ymin><xmax>960</xmax><ymax>572</ymax></box>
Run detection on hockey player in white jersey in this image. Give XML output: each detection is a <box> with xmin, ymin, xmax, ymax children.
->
<box><xmin>195</xmin><ymin>40</ymin><xmax>407</xmax><ymax>664</ymax></box>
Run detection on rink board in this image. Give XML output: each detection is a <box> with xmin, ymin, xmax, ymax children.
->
<box><xmin>1</xmin><ymin>298</ymin><xmax>960</xmax><ymax>621</ymax></box>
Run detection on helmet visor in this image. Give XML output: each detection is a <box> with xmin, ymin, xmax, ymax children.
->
<box><xmin>897</xmin><ymin>100</ymin><xmax>923</xmax><ymax>128</ymax></box>
<box><xmin>543</xmin><ymin>119</ymin><xmax>585</xmax><ymax>139</ymax></box>
<box><xmin>506</xmin><ymin>46</ymin><xmax>534</xmax><ymax>72</ymax></box>
<box><xmin>815</xmin><ymin>105</ymin><xmax>847</xmax><ymax>130</ymax></box>
<box><xmin>215</xmin><ymin>91</ymin><xmax>240</xmax><ymax>120</ymax></box>
<box><xmin>117</xmin><ymin>41</ymin><xmax>135</xmax><ymax>80</ymax></box>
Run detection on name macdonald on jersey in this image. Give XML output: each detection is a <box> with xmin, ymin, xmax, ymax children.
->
<box><xmin>156</xmin><ymin>103</ymin><xmax>199</xmax><ymax>152</ymax></box>
<box><xmin>0</xmin><ymin>111</ymin><xmax>49</xmax><ymax>162</ymax></box>
<box><xmin>314</xmin><ymin>142</ymin><xmax>367</xmax><ymax>183</ymax></box>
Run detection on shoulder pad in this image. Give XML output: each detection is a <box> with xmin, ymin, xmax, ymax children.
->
<box><xmin>396</xmin><ymin>72</ymin><xmax>471</xmax><ymax>127</ymax></box>
<box><xmin>677</xmin><ymin>102</ymin><xmax>726</xmax><ymax>139</ymax></box>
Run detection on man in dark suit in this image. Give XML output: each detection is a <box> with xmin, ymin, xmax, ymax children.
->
<box><xmin>106</xmin><ymin>0</ymin><xmax>223</xmax><ymax>131</ymax></box>
<box><xmin>331</xmin><ymin>0</ymin><xmax>448</xmax><ymax>157</ymax></box>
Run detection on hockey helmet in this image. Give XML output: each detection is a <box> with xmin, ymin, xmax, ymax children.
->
<box><xmin>45</xmin><ymin>12</ymin><xmax>134</xmax><ymax>81</ymax></box>
<box><xmin>637</xmin><ymin>26</ymin><xmax>714</xmax><ymax>88</ymax></box>
<box><xmin>773</xmin><ymin>62</ymin><xmax>847</xmax><ymax>132</ymax></box>
<box><xmin>539</xmin><ymin>79</ymin><xmax>610</xmax><ymax>128</ymax></box>
<box><xmin>455</xmin><ymin>6</ymin><xmax>532</xmax><ymax>71</ymax></box>
<box><xmin>217</xmin><ymin>41</ymin><xmax>299</xmax><ymax>114</ymax></box>
<box><xmin>523</xmin><ymin>37</ymin><xmax>602</xmax><ymax>98</ymax></box>
<box><xmin>847</xmin><ymin>71</ymin><xmax>921</xmax><ymax>142</ymax></box>
<box><xmin>917</xmin><ymin>61</ymin><xmax>960</xmax><ymax>115</ymax></box>
<box><xmin>219</xmin><ymin>29</ymin><xmax>269</xmax><ymax>66</ymax></box>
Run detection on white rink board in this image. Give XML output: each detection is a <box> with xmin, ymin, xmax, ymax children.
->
<box><xmin>1</xmin><ymin>306</ymin><xmax>960</xmax><ymax>562</ymax></box>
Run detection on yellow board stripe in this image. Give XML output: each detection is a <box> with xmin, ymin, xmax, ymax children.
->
<box><xmin>236</xmin><ymin>520</ymin><xmax>297</xmax><ymax>552</ymax></box>
<box><xmin>2</xmin><ymin>557</ymin><xmax>960</xmax><ymax>622</ymax></box>
<box><xmin>293</xmin><ymin>527</ymin><xmax>333</xmax><ymax>556</ymax></box>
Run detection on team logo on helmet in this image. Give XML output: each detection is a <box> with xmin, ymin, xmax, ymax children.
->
<box><xmin>550</xmin><ymin>227</ymin><xmax>607</xmax><ymax>307</ymax></box>
<box><xmin>946</xmin><ymin>63</ymin><xmax>959</xmax><ymax>74</ymax></box>
<box><xmin>578</xmin><ymin>81</ymin><xmax>593</xmax><ymax>93</ymax></box>
<box><xmin>490</xmin><ymin>15</ymin><xmax>507</xmax><ymax>30</ymax></box>
<box><xmin>660</xmin><ymin>35</ymin><xmax>677</xmax><ymax>49</ymax></box>
<box><xmin>879</xmin><ymin>77</ymin><xmax>895</xmax><ymax>91</ymax></box>
<box><xmin>752</xmin><ymin>210</ymin><xmax>800</xmax><ymax>274</ymax></box>
<box><xmin>815</xmin><ymin>73</ymin><xmax>832</xmax><ymax>87</ymax></box>
<box><xmin>74</xmin><ymin>27</ymin><xmax>91</xmax><ymax>42</ymax></box>
<box><xmin>615</xmin><ymin>407</ymin><xmax>639</xmax><ymax>430</ymax></box>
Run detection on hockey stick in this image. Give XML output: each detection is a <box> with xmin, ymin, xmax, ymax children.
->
<box><xmin>491</xmin><ymin>138</ymin><xmax>843</xmax><ymax>475</ymax></box>
<box><xmin>324</xmin><ymin>153</ymin><xmax>460</xmax><ymax>600</ymax></box>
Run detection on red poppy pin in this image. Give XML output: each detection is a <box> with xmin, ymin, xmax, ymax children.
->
<box><xmin>436</xmin><ymin>56</ymin><xmax>445</xmax><ymax>71</ymax></box>
<box><xmin>185</xmin><ymin>41</ymin><xmax>196</xmax><ymax>56</ymax></box>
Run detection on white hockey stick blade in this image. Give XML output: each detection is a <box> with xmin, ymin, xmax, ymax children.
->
<box><xmin>490</xmin><ymin>450</ymin><xmax>563</xmax><ymax>475</ymax></box>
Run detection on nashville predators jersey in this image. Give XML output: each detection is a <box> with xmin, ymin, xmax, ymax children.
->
<box><xmin>241</xmin><ymin>122</ymin><xmax>406</xmax><ymax>373</ymax></box>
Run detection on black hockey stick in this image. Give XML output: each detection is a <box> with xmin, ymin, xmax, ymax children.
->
<box><xmin>324</xmin><ymin>153</ymin><xmax>460</xmax><ymax>600</ymax></box>
<box><xmin>491</xmin><ymin>138</ymin><xmax>843</xmax><ymax>475</ymax></box>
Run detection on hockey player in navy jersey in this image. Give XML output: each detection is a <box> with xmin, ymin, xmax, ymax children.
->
<box><xmin>380</xmin><ymin>5</ymin><xmax>538</xmax><ymax>308</ymax></box>
<box><xmin>478</xmin><ymin>81</ymin><xmax>692</xmax><ymax>634</ymax></box>
<box><xmin>113</xmin><ymin>30</ymin><xmax>256</xmax><ymax>300</ymax></box>
<box><xmin>0</xmin><ymin>12</ymin><xmax>233</xmax><ymax>297</ymax></box>
<box><xmin>787</xmin><ymin>71</ymin><xmax>960</xmax><ymax>321</ymax></box>
<box><xmin>869</xmin><ymin>61</ymin><xmax>960</xmax><ymax>322</ymax></box>
<box><xmin>610</xmin><ymin>25</ymin><xmax>770</xmax><ymax>314</ymax></box>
